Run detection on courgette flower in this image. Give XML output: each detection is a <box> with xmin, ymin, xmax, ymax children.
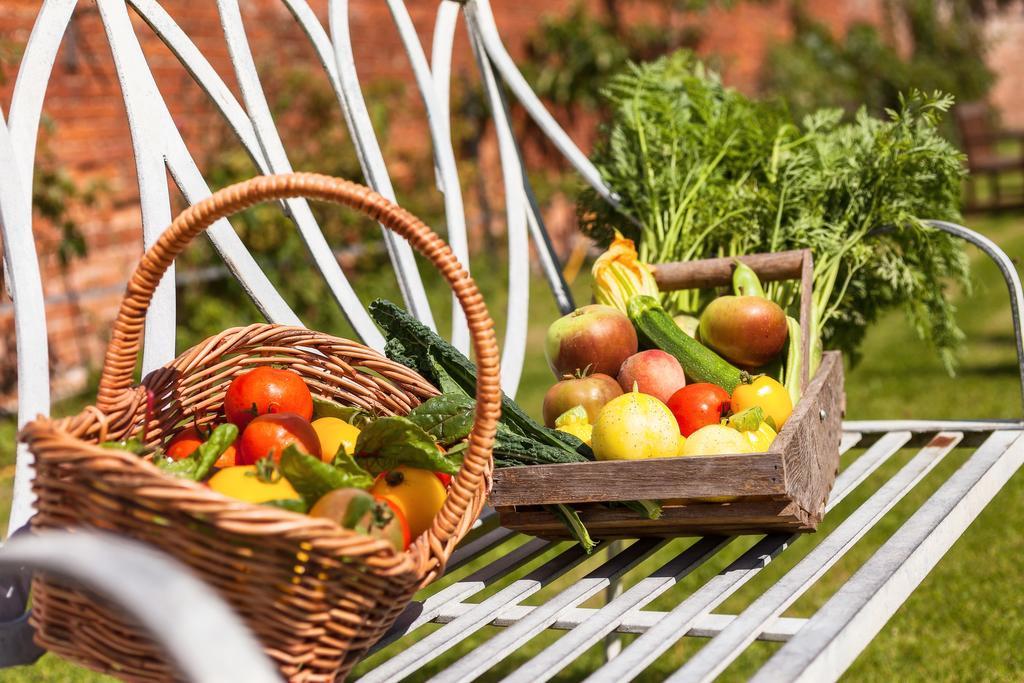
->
<box><xmin>591</xmin><ymin>232</ymin><xmax>659</xmax><ymax>314</ymax></box>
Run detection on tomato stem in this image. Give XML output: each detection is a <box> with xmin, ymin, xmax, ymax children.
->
<box><xmin>252</xmin><ymin>456</ymin><xmax>282</xmax><ymax>484</ymax></box>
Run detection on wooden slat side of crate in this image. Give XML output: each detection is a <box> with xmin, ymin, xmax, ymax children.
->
<box><xmin>493</xmin><ymin>353</ymin><xmax>844</xmax><ymax>537</ymax></box>
<box><xmin>774</xmin><ymin>351</ymin><xmax>845</xmax><ymax>527</ymax></box>
<box><xmin>494</xmin><ymin>499</ymin><xmax>815</xmax><ymax>539</ymax></box>
<box><xmin>488</xmin><ymin>451</ymin><xmax>787</xmax><ymax>507</ymax></box>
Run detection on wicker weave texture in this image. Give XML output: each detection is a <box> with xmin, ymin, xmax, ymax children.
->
<box><xmin>21</xmin><ymin>174</ymin><xmax>501</xmax><ymax>682</ymax></box>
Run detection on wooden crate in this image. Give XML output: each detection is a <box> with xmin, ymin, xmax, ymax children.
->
<box><xmin>492</xmin><ymin>250</ymin><xmax>846</xmax><ymax>538</ymax></box>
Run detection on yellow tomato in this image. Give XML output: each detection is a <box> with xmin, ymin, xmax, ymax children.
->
<box><xmin>591</xmin><ymin>390</ymin><xmax>680</xmax><ymax>460</ymax></box>
<box><xmin>731</xmin><ymin>377</ymin><xmax>793</xmax><ymax>429</ymax></box>
<box><xmin>311</xmin><ymin>417</ymin><xmax>361</xmax><ymax>460</ymax></box>
<box><xmin>371</xmin><ymin>466</ymin><xmax>447</xmax><ymax>541</ymax></box>
<box><xmin>208</xmin><ymin>465</ymin><xmax>300</xmax><ymax>504</ymax></box>
<box><xmin>680</xmin><ymin>424</ymin><xmax>753</xmax><ymax>456</ymax></box>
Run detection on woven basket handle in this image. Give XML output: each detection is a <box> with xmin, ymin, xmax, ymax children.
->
<box><xmin>97</xmin><ymin>173</ymin><xmax>500</xmax><ymax>562</ymax></box>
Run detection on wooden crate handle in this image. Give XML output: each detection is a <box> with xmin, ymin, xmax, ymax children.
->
<box><xmin>652</xmin><ymin>249</ymin><xmax>814</xmax><ymax>390</ymax></box>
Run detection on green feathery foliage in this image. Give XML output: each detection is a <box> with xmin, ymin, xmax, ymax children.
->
<box><xmin>578</xmin><ymin>52</ymin><xmax>969</xmax><ymax>370</ymax></box>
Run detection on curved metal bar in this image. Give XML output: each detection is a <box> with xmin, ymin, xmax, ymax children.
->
<box><xmin>457</xmin><ymin>1</ymin><xmax>575</xmax><ymax>317</ymax></box>
<box><xmin>0</xmin><ymin>527</ymin><xmax>43</xmax><ymax>666</ymax></box>
<box><xmin>521</xmin><ymin>171</ymin><xmax>576</xmax><ymax>316</ymax></box>
<box><xmin>0</xmin><ymin>531</ymin><xmax>280</xmax><ymax>682</ymax></box>
<box><xmin>386</xmin><ymin>0</ymin><xmax>470</xmax><ymax>354</ymax></box>
<box><xmin>97</xmin><ymin>0</ymin><xmax>176</xmax><ymax>375</ymax></box>
<box><xmin>0</xmin><ymin>115</ymin><xmax>48</xmax><ymax>537</ymax></box>
<box><xmin>430</xmin><ymin>2</ymin><xmax>460</xmax><ymax>149</ymax></box>
<box><xmin>214</xmin><ymin>0</ymin><xmax>385</xmax><ymax>348</ymax></box>
<box><xmin>0</xmin><ymin>1</ymin><xmax>76</xmax><ymax>537</ymax></box>
<box><xmin>6</xmin><ymin>0</ymin><xmax>76</xmax><ymax>186</ymax></box>
<box><xmin>327</xmin><ymin>0</ymin><xmax>437</xmax><ymax>332</ymax></box>
<box><xmin>98</xmin><ymin>0</ymin><xmax>300</xmax><ymax>331</ymax></box>
<box><xmin>279</xmin><ymin>0</ymin><xmax>441</xmax><ymax>340</ymax></box>
<box><xmin>127</xmin><ymin>0</ymin><xmax>269</xmax><ymax>162</ymax></box>
<box><xmin>464</xmin><ymin>0</ymin><xmax>621</xmax><ymax>209</ymax></box>
<box><xmin>161</xmin><ymin>138</ymin><xmax>298</xmax><ymax>329</ymax></box>
<box><xmin>925</xmin><ymin>220</ymin><xmax>1024</xmax><ymax>416</ymax></box>
<box><xmin>466</xmin><ymin>24</ymin><xmax>529</xmax><ymax>396</ymax></box>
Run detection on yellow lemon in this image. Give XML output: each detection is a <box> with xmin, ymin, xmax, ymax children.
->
<box><xmin>680</xmin><ymin>424</ymin><xmax>753</xmax><ymax>457</ymax></box>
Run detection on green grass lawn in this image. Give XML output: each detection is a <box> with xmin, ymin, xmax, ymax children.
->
<box><xmin>2</xmin><ymin>213</ymin><xmax>1023</xmax><ymax>681</ymax></box>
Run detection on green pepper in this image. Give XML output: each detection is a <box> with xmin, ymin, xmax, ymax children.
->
<box><xmin>156</xmin><ymin>423</ymin><xmax>238</xmax><ymax>481</ymax></box>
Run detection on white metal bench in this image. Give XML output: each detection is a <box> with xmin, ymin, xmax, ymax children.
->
<box><xmin>2</xmin><ymin>1</ymin><xmax>1024</xmax><ymax>680</ymax></box>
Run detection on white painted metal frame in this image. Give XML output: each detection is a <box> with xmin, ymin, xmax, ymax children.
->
<box><xmin>2</xmin><ymin>1</ymin><xmax>1024</xmax><ymax>681</ymax></box>
<box><xmin>0</xmin><ymin>530</ymin><xmax>281</xmax><ymax>680</ymax></box>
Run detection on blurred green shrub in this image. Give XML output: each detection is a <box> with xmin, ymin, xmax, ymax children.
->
<box><xmin>763</xmin><ymin>0</ymin><xmax>1006</xmax><ymax>129</ymax></box>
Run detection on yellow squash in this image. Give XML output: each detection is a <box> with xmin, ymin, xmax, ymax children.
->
<box><xmin>554</xmin><ymin>405</ymin><xmax>593</xmax><ymax>446</ymax></box>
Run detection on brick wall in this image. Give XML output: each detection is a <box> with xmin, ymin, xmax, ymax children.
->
<box><xmin>986</xmin><ymin>11</ymin><xmax>1024</xmax><ymax>130</ymax></box>
<box><xmin>0</xmin><ymin>0</ymin><xmax>1016</xmax><ymax>406</ymax></box>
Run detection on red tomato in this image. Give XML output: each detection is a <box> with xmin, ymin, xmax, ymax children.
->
<box><xmin>166</xmin><ymin>426</ymin><xmax>236</xmax><ymax>468</ymax></box>
<box><xmin>433</xmin><ymin>443</ymin><xmax>452</xmax><ymax>488</ymax></box>
<box><xmin>376</xmin><ymin>496</ymin><xmax>412</xmax><ymax>550</ymax></box>
<box><xmin>236</xmin><ymin>413</ymin><xmax>322</xmax><ymax>465</ymax></box>
<box><xmin>224</xmin><ymin>367</ymin><xmax>313</xmax><ymax>430</ymax></box>
<box><xmin>667</xmin><ymin>383</ymin><xmax>731</xmax><ymax>437</ymax></box>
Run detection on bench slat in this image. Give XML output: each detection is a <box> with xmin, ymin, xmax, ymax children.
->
<box><xmin>755</xmin><ymin>430</ymin><xmax>1024</xmax><ymax>682</ymax></box>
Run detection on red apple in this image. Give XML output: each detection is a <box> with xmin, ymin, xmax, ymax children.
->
<box><xmin>542</xmin><ymin>372</ymin><xmax>623</xmax><ymax>427</ymax></box>
<box><xmin>699</xmin><ymin>296</ymin><xmax>788</xmax><ymax>368</ymax></box>
<box><xmin>544</xmin><ymin>305</ymin><xmax>638</xmax><ymax>378</ymax></box>
<box><xmin>616</xmin><ymin>350</ymin><xmax>687</xmax><ymax>403</ymax></box>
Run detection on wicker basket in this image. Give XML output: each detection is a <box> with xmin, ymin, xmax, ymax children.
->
<box><xmin>19</xmin><ymin>174</ymin><xmax>500</xmax><ymax>682</ymax></box>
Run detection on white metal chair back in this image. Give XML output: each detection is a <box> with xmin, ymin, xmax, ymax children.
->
<box><xmin>0</xmin><ymin>0</ymin><xmax>591</xmax><ymax>539</ymax></box>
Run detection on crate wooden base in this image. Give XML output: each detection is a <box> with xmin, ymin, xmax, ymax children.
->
<box><xmin>492</xmin><ymin>351</ymin><xmax>845</xmax><ymax>539</ymax></box>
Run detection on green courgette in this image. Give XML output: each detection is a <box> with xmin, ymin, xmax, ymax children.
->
<box><xmin>627</xmin><ymin>295</ymin><xmax>744</xmax><ymax>393</ymax></box>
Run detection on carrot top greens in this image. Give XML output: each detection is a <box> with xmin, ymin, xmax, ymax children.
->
<box><xmin>579</xmin><ymin>51</ymin><xmax>968</xmax><ymax>372</ymax></box>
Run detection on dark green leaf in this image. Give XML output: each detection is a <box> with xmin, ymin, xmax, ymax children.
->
<box><xmin>192</xmin><ymin>424</ymin><xmax>238</xmax><ymax>481</ymax></box>
<box><xmin>370</xmin><ymin>299</ymin><xmax>576</xmax><ymax>455</ymax></box>
<box><xmin>279</xmin><ymin>444</ymin><xmax>374</xmax><ymax>504</ymax></box>
<box><xmin>312</xmin><ymin>397</ymin><xmax>374</xmax><ymax>428</ymax></box>
<box><xmin>342</xmin><ymin>494</ymin><xmax>375</xmax><ymax>529</ymax></box>
<box><xmin>330</xmin><ymin>448</ymin><xmax>375</xmax><ymax>489</ymax></box>
<box><xmin>154</xmin><ymin>424</ymin><xmax>238</xmax><ymax>481</ymax></box>
<box><xmin>407</xmin><ymin>394</ymin><xmax>476</xmax><ymax>446</ymax></box>
<box><xmin>354</xmin><ymin>416</ymin><xmax>459</xmax><ymax>475</ymax></box>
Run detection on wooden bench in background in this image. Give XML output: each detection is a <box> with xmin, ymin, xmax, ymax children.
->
<box><xmin>957</xmin><ymin>101</ymin><xmax>1024</xmax><ymax>211</ymax></box>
